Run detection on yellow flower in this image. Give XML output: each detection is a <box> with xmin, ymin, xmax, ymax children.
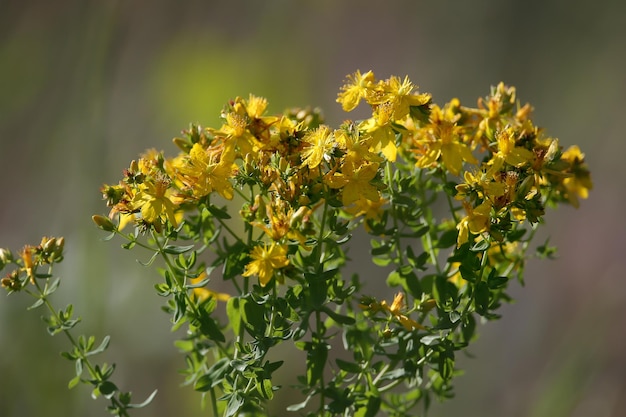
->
<box><xmin>455</xmin><ymin>166</ymin><xmax>506</xmax><ymax>201</ymax></box>
<box><xmin>242</xmin><ymin>243</ymin><xmax>290</xmax><ymax>287</ymax></box>
<box><xmin>456</xmin><ymin>200</ymin><xmax>492</xmax><ymax>247</ymax></box>
<box><xmin>190</xmin><ymin>272</ymin><xmax>230</xmax><ymax>303</ymax></box>
<box><xmin>361</xmin><ymin>102</ymin><xmax>398</xmax><ymax>161</ymax></box>
<box><xmin>336</xmin><ymin>70</ymin><xmax>375</xmax><ymax>112</ymax></box>
<box><xmin>300</xmin><ymin>125</ymin><xmax>335</xmax><ymax>169</ymax></box>
<box><xmin>414</xmin><ymin>105</ymin><xmax>477</xmax><ymax>175</ymax></box>
<box><xmin>20</xmin><ymin>245</ymin><xmax>36</xmax><ymax>283</ymax></box>
<box><xmin>494</xmin><ymin>126</ymin><xmax>534</xmax><ymax>167</ymax></box>
<box><xmin>132</xmin><ymin>175</ymin><xmax>179</xmax><ymax>227</ymax></box>
<box><xmin>381</xmin><ymin>292</ymin><xmax>425</xmax><ymax>331</ymax></box>
<box><xmin>343</xmin><ymin>196</ymin><xmax>388</xmax><ymax>222</ymax></box>
<box><xmin>252</xmin><ymin>197</ymin><xmax>310</xmax><ymax>246</ymax></box>
<box><xmin>326</xmin><ymin>160</ymin><xmax>380</xmax><ymax>206</ymax></box>
<box><xmin>216</xmin><ymin>98</ymin><xmax>264</xmax><ymax>157</ymax></box>
<box><xmin>245</xmin><ymin>94</ymin><xmax>269</xmax><ymax>119</ymax></box>
<box><xmin>382</xmin><ymin>75</ymin><xmax>431</xmax><ymax>120</ymax></box>
<box><xmin>560</xmin><ymin>145</ymin><xmax>592</xmax><ymax>208</ymax></box>
<box><xmin>335</xmin><ymin>128</ymin><xmax>383</xmax><ymax>166</ymax></box>
<box><xmin>171</xmin><ymin>143</ymin><xmax>236</xmax><ymax>200</ymax></box>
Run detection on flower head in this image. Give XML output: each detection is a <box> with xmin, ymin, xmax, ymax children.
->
<box><xmin>326</xmin><ymin>160</ymin><xmax>380</xmax><ymax>206</ymax></box>
<box><xmin>131</xmin><ymin>175</ymin><xmax>179</xmax><ymax>227</ymax></box>
<box><xmin>336</xmin><ymin>70</ymin><xmax>375</xmax><ymax>112</ymax></box>
<box><xmin>169</xmin><ymin>143</ymin><xmax>236</xmax><ymax>200</ymax></box>
<box><xmin>456</xmin><ymin>200</ymin><xmax>492</xmax><ymax>247</ymax></box>
<box><xmin>300</xmin><ymin>125</ymin><xmax>335</xmax><ymax>169</ymax></box>
<box><xmin>560</xmin><ymin>145</ymin><xmax>592</xmax><ymax>208</ymax></box>
<box><xmin>242</xmin><ymin>243</ymin><xmax>290</xmax><ymax>287</ymax></box>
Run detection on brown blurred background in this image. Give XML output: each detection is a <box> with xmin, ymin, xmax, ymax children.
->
<box><xmin>1</xmin><ymin>1</ymin><xmax>625</xmax><ymax>416</ymax></box>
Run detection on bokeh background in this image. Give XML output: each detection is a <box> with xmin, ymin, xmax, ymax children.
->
<box><xmin>1</xmin><ymin>1</ymin><xmax>625</xmax><ymax>416</ymax></box>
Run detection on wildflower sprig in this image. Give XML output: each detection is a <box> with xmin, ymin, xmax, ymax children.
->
<box><xmin>5</xmin><ymin>70</ymin><xmax>591</xmax><ymax>416</ymax></box>
<box><xmin>0</xmin><ymin>237</ymin><xmax>157</xmax><ymax>416</ymax></box>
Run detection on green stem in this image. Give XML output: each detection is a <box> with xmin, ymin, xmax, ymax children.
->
<box><xmin>315</xmin><ymin>309</ymin><xmax>326</xmax><ymax>416</ymax></box>
<box><xmin>210</xmin><ymin>387</ymin><xmax>219</xmax><ymax>417</ymax></box>
<box><xmin>30</xmin><ymin>278</ymin><xmax>131</xmax><ymax>417</ymax></box>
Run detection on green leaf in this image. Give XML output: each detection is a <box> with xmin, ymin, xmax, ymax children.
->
<box><xmin>121</xmin><ymin>240</ymin><xmax>135</xmax><ymax>250</ymax></box>
<box><xmin>470</xmin><ymin>239</ymin><xmax>491</xmax><ymax>252</ymax></box>
<box><xmin>163</xmin><ymin>244</ymin><xmax>195</xmax><ymax>255</ymax></box>
<box><xmin>393</xmin><ymin>195</ymin><xmax>417</xmax><ymax>207</ymax></box>
<box><xmin>222</xmin><ymin>243</ymin><xmax>247</xmax><ymax>280</ymax></box>
<box><xmin>306</xmin><ymin>342</ymin><xmax>328</xmax><ymax>386</ymax></box>
<box><xmin>241</xmin><ymin>296</ymin><xmax>267</xmax><ymax>337</ymax></box>
<box><xmin>98</xmin><ymin>380</ymin><xmax>118</xmax><ymax>399</ymax></box>
<box><xmin>438</xmin><ymin>349</ymin><xmax>455</xmax><ymax>381</ymax></box>
<box><xmin>207</xmin><ymin>205</ymin><xmax>231</xmax><ymax>220</ymax></box>
<box><xmin>27</xmin><ymin>298</ymin><xmax>44</xmax><ymax>310</ymax></box>
<box><xmin>185</xmin><ymin>275</ymin><xmax>210</xmax><ymax>289</ymax></box>
<box><xmin>258</xmin><ymin>378</ymin><xmax>274</xmax><ymax>400</ymax></box>
<box><xmin>537</xmin><ymin>238</ymin><xmax>558</xmax><ymax>259</ymax></box>
<box><xmin>371</xmin><ymin>244</ymin><xmax>392</xmax><ymax>256</ymax></box>
<box><xmin>336</xmin><ymin>358</ymin><xmax>361</xmax><ymax>373</ymax></box>
<box><xmin>308</xmin><ymin>274</ymin><xmax>328</xmax><ymax>309</ymax></box>
<box><xmin>487</xmin><ymin>275</ymin><xmax>509</xmax><ymax>289</ymax></box>
<box><xmin>224</xmin><ymin>393</ymin><xmax>244</xmax><ymax>417</ymax></box>
<box><xmin>407</xmin><ymin>248</ymin><xmax>429</xmax><ymax>270</ymax></box>
<box><xmin>436</xmin><ymin>229</ymin><xmax>458</xmax><ymax>248</ymax></box>
<box><xmin>474</xmin><ymin>282</ymin><xmax>490</xmax><ymax>315</ymax></box>
<box><xmin>461</xmin><ymin>313</ymin><xmax>476</xmax><ymax>343</ymax></box>
<box><xmin>322</xmin><ymin>306</ymin><xmax>355</xmax><ymax>325</ymax></box>
<box><xmin>68</xmin><ymin>374</ymin><xmax>81</xmax><ymax>389</ymax></box>
<box><xmin>87</xmin><ymin>335</ymin><xmax>110</xmax><ymax>356</ymax></box>
<box><xmin>154</xmin><ymin>282</ymin><xmax>171</xmax><ymax>296</ymax></box>
<box><xmin>194</xmin><ymin>358</ymin><xmax>229</xmax><ymax>391</ymax></box>
<box><xmin>449</xmin><ymin>311</ymin><xmax>461</xmax><ymax>324</ymax></box>
<box><xmin>363</xmin><ymin>393</ymin><xmax>381</xmax><ymax>417</ymax></box>
<box><xmin>44</xmin><ymin>278</ymin><xmax>60</xmax><ymax>296</ymax></box>
<box><xmin>402</xmin><ymin>269</ymin><xmax>422</xmax><ymax>298</ymax></box>
<box><xmin>68</xmin><ymin>359</ymin><xmax>83</xmax><ymax>389</ymax></box>
<box><xmin>127</xmin><ymin>389</ymin><xmax>158</xmax><ymax>409</ymax></box>
<box><xmin>386</xmin><ymin>270</ymin><xmax>403</xmax><ymax>288</ymax></box>
<box><xmin>195</xmin><ymin>308</ymin><xmax>225</xmax><ymax>343</ymax></box>
<box><xmin>287</xmin><ymin>393</ymin><xmax>313</xmax><ymax>411</ymax></box>
<box><xmin>507</xmin><ymin>227</ymin><xmax>527</xmax><ymax>242</ymax></box>
<box><xmin>226</xmin><ymin>297</ymin><xmax>242</xmax><ymax>337</ymax></box>
<box><xmin>410</xmin><ymin>224</ymin><xmax>430</xmax><ymax>238</ymax></box>
<box><xmin>420</xmin><ymin>334</ymin><xmax>441</xmax><ymax>346</ymax></box>
<box><xmin>137</xmin><ymin>251</ymin><xmax>159</xmax><ymax>266</ymax></box>
<box><xmin>458</xmin><ymin>265</ymin><xmax>476</xmax><ymax>282</ymax></box>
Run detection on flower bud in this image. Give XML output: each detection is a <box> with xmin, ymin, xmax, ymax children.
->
<box><xmin>92</xmin><ymin>215</ymin><xmax>116</xmax><ymax>232</ymax></box>
<box><xmin>517</xmin><ymin>175</ymin><xmax>535</xmax><ymax>200</ymax></box>
<box><xmin>1</xmin><ymin>270</ymin><xmax>22</xmax><ymax>291</ymax></box>
<box><xmin>173</xmin><ymin>137</ymin><xmax>192</xmax><ymax>153</ymax></box>
<box><xmin>50</xmin><ymin>237</ymin><xmax>65</xmax><ymax>262</ymax></box>
<box><xmin>0</xmin><ymin>248</ymin><xmax>13</xmax><ymax>266</ymax></box>
<box><xmin>41</xmin><ymin>237</ymin><xmax>57</xmax><ymax>254</ymax></box>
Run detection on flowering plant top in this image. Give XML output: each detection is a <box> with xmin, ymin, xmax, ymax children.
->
<box><xmin>2</xmin><ymin>70</ymin><xmax>591</xmax><ymax>417</ymax></box>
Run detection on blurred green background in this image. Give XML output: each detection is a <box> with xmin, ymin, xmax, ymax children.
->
<box><xmin>1</xmin><ymin>1</ymin><xmax>625</xmax><ymax>416</ymax></box>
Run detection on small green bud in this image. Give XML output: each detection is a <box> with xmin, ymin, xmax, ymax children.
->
<box><xmin>0</xmin><ymin>248</ymin><xmax>13</xmax><ymax>267</ymax></box>
<box><xmin>92</xmin><ymin>215</ymin><xmax>116</xmax><ymax>232</ymax></box>
<box><xmin>172</xmin><ymin>137</ymin><xmax>192</xmax><ymax>153</ymax></box>
<box><xmin>517</xmin><ymin>175</ymin><xmax>535</xmax><ymax>200</ymax></box>
<box><xmin>50</xmin><ymin>237</ymin><xmax>65</xmax><ymax>262</ymax></box>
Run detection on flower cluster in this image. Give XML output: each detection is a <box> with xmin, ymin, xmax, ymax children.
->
<box><xmin>1</xmin><ymin>236</ymin><xmax>64</xmax><ymax>291</ymax></box>
<box><xmin>4</xmin><ymin>70</ymin><xmax>591</xmax><ymax>417</ymax></box>
<box><xmin>100</xmin><ymin>71</ymin><xmax>590</xmax><ymax>275</ymax></box>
